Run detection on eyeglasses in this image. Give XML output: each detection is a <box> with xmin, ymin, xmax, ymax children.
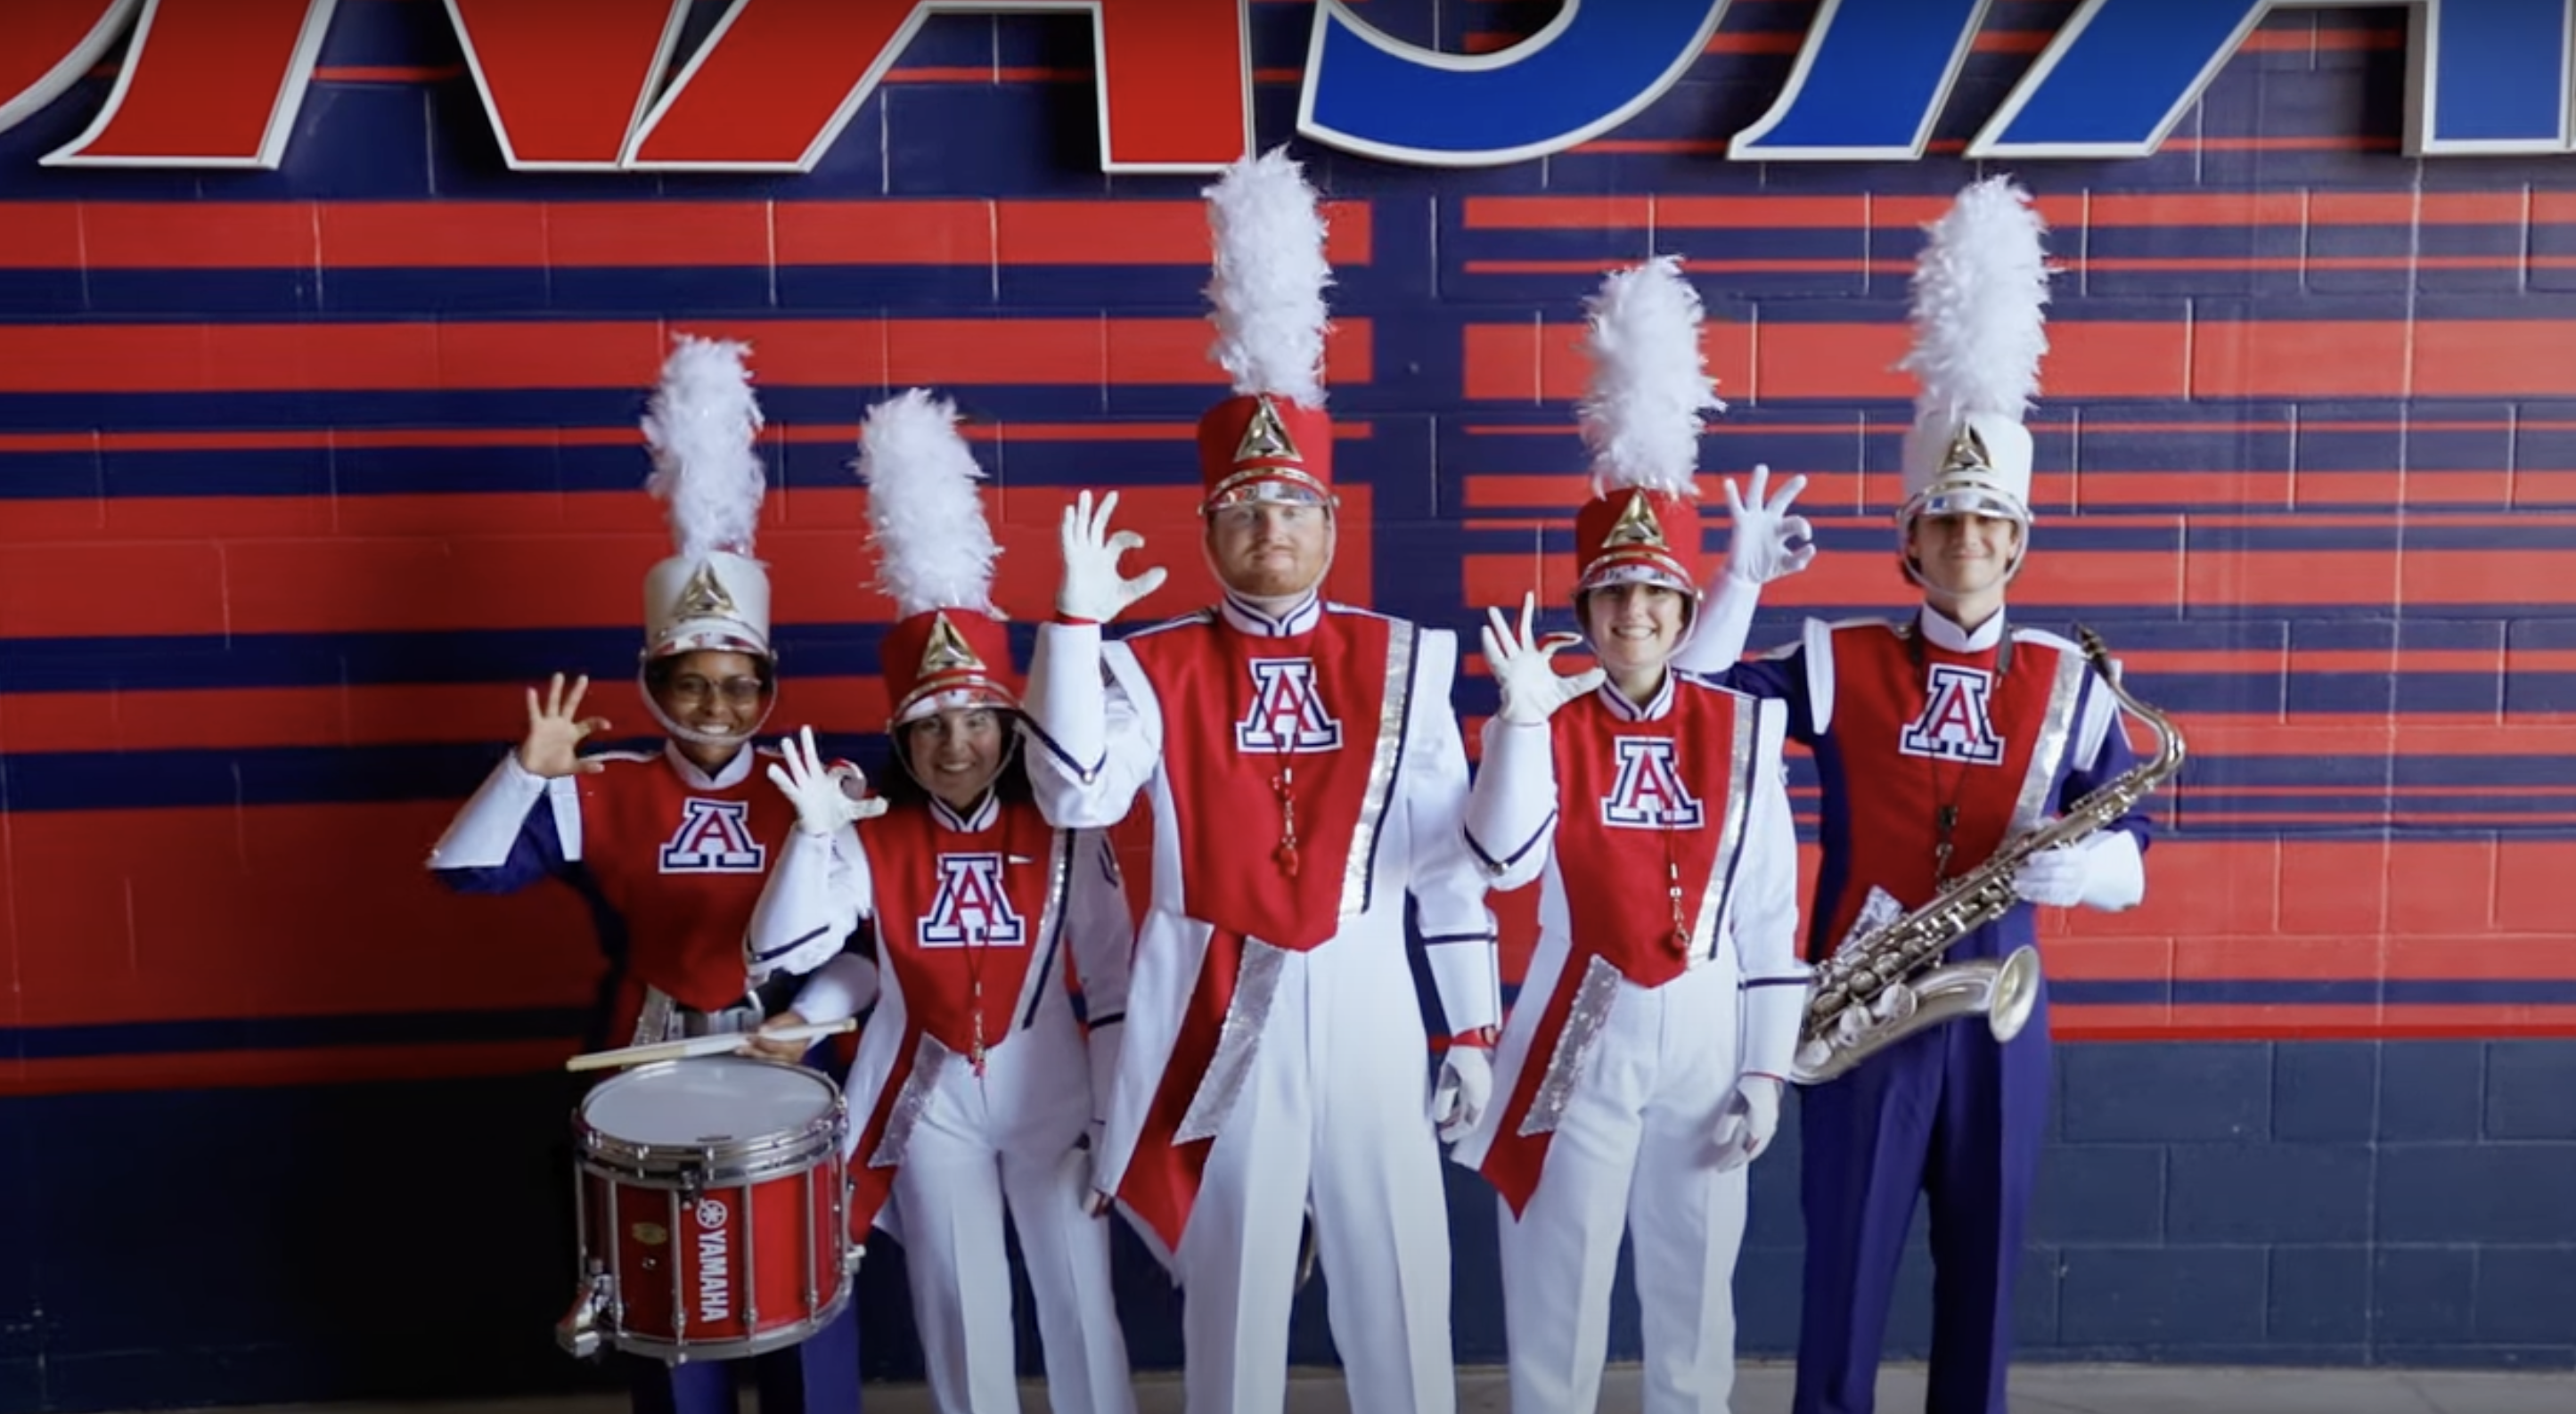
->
<box><xmin>1211</xmin><ymin>501</ymin><xmax>1326</xmax><ymax>532</ymax></box>
<box><xmin>667</xmin><ymin>675</ymin><xmax>769</xmax><ymax>706</ymax></box>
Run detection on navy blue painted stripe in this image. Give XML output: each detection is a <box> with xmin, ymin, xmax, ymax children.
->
<box><xmin>0</xmin><ymin>620</ymin><xmax>1093</xmax><ymax>693</ymax></box>
<box><xmin>0</xmin><ymin>737</ymin><xmax>2558</xmax><ymax>824</ymax></box>
<box><xmin>0</xmin><ymin>622</ymin><xmax>2559</xmax><ymax>718</ymax></box>
<box><xmin>31</xmin><ymin>433</ymin><xmax>2570</xmax><ymax>504</ymax></box>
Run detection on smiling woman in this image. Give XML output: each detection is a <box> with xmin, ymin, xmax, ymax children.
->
<box><xmin>643</xmin><ymin>649</ymin><xmax>777</xmax><ymax>775</ymax></box>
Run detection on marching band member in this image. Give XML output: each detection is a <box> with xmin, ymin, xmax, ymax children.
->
<box><xmin>748</xmin><ymin>388</ymin><xmax>1137</xmax><ymax>1414</ymax></box>
<box><xmin>425</xmin><ymin>336</ymin><xmax>861</xmax><ymax>1414</ymax></box>
<box><xmin>1450</xmin><ymin>257</ymin><xmax>1813</xmax><ymax>1414</ymax></box>
<box><xmin>1018</xmin><ymin>147</ymin><xmax>1500</xmax><ymax>1414</ymax></box>
<box><xmin>1674</xmin><ymin>177</ymin><xmax>2156</xmax><ymax>1414</ymax></box>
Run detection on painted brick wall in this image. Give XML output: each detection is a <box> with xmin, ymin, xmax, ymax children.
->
<box><xmin>3</xmin><ymin>1</ymin><xmax>2575</xmax><ymax>1408</ymax></box>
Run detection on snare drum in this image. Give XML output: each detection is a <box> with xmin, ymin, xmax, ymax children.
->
<box><xmin>559</xmin><ymin>1056</ymin><xmax>855</xmax><ymax>1364</ymax></box>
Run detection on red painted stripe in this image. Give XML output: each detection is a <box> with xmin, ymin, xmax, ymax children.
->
<box><xmin>545</xmin><ymin>200</ymin><xmax>768</xmax><ymax>268</ymax></box>
<box><xmin>1574</xmin><ymin>135</ymin><xmax>2398</xmax><ymax>157</ymax></box>
<box><xmin>1463</xmin><ymin>255</ymin><xmax>2558</xmax><ymax>278</ymax></box>
<box><xmin>0</xmin><ymin>483</ymin><xmax>1372</xmax><ymax>637</ymax></box>
<box><xmin>9</xmin><ymin>802</ymin><xmax>607</xmax><ymax>1026</ymax></box>
<box><xmin>0</xmin><ymin>200</ymin><xmax>1375</xmax><ymax>272</ymax></box>
<box><xmin>1464</xmin><ymin>190</ymin><xmax>2522</xmax><ymax>234</ymax></box>
<box><xmin>1458</xmin><ymin>470</ymin><xmax>2541</xmax><ymax>515</ymax></box>
<box><xmin>1462</xmin><ymin>320</ymin><xmax>1756</xmax><ymax>403</ymax></box>
<box><xmin>0</xmin><ymin>422</ymin><xmax>1219</xmax><ymax>459</ymax></box>
<box><xmin>0</xmin><ymin>1041</ymin><xmax>577</xmax><ymax>1099</ymax></box>
<box><xmin>1464</xmin><ymin>540</ymin><xmax>2576</xmax><ymax>613</ymax></box>
<box><xmin>0</xmin><ymin>318</ymin><xmax>1372</xmax><ymax>393</ymax></box>
<box><xmin>2057</xmin><ymin>1009</ymin><xmax>2576</xmax><ymax>1042</ymax></box>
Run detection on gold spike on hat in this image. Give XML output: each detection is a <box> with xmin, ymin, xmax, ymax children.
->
<box><xmin>917</xmin><ymin>611</ymin><xmax>986</xmax><ymax>675</ymax></box>
<box><xmin>1940</xmin><ymin>422</ymin><xmax>1993</xmax><ymax>477</ymax></box>
<box><xmin>1233</xmin><ymin>395</ymin><xmax>1302</xmax><ymax>464</ymax></box>
<box><xmin>671</xmin><ymin>561</ymin><xmax>738</xmax><ymax>620</ymax></box>
<box><xmin>1602</xmin><ymin>489</ymin><xmax>1670</xmax><ymax>550</ymax></box>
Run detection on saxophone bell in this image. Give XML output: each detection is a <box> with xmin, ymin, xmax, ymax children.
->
<box><xmin>1790</xmin><ymin>944</ymin><xmax>2044</xmax><ymax>1086</ymax></box>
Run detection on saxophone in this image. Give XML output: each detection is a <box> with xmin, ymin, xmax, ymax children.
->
<box><xmin>1790</xmin><ymin>625</ymin><xmax>2186</xmax><ymax>1086</ymax></box>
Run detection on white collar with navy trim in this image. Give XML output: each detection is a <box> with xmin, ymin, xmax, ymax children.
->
<box><xmin>1594</xmin><ymin>668</ymin><xmax>1676</xmax><ymax>723</ymax></box>
<box><xmin>663</xmin><ymin>739</ymin><xmax>756</xmax><ymax>789</ymax></box>
<box><xmin>1918</xmin><ymin>604</ymin><xmax>2008</xmax><ymax>654</ymax></box>
<box><xmin>928</xmin><ymin>790</ymin><xmax>1001</xmax><ymax>834</ymax></box>
<box><xmin>1218</xmin><ymin>591</ymin><xmax>1322</xmax><ymax>638</ymax></box>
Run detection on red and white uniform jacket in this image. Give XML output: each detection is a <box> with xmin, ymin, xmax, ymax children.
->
<box><xmin>1020</xmin><ymin>593</ymin><xmax>1501</xmax><ymax>1254</ymax></box>
<box><xmin>1449</xmin><ymin>673</ymin><xmax>1808</xmax><ymax>1212</ymax></box>
<box><xmin>747</xmin><ymin>790</ymin><xmax>1133</xmax><ymax>1238</ymax></box>
<box><xmin>429</xmin><ymin>741</ymin><xmax>813</xmax><ymax>1045</ymax></box>
<box><xmin>1675</xmin><ymin>601</ymin><xmax>2150</xmax><ymax>963</ymax></box>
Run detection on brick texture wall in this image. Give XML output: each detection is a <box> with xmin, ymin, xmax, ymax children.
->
<box><xmin>2</xmin><ymin>1</ymin><xmax>2574</xmax><ymax>1407</ymax></box>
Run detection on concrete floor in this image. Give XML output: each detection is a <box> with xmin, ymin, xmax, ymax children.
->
<box><xmin>189</xmin><ymin>1361</ymin><xmax>2576</xmax><ymax>1414</ymax></box>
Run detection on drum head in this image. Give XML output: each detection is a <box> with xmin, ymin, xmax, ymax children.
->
<box><xmin>582</xmin><ymin>1056</ymin><xmax>837</xmax><ymax>1146</ymax></box>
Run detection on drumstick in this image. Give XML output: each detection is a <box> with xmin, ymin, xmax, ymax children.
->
<box><xmin>563</xmin><ymin>1018</ymin><xmax>858</xmax><ymax>1073</ymax></box>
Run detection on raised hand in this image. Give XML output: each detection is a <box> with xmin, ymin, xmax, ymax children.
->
<box><xmin>765</xmin><ymin>725</ymin><xmax>888</xmax><ymax>838</ymax></box>
<box><xmin>2012</xmin><ymin>847</ymin><xmax>2077</xmax><ymax>907</ymax></box>
<box><xmin>1722</xmin><ymin>463</ymin><xmax>1817</xmax><ymax>585</ymax></box>
<box><xmin>518</xmin><ymin>673</ymin><xmax>610</xmax><ymax>778</ymax></box>
<box><xmin>1483</xmin><ymin>592</ymin><xmax>1605</xmax><ymax>726</ymax></box>
<box><xmin>1056</xmin><ymin>489</ymin><xmax>1169</xmax><ymax>624</ymax></box>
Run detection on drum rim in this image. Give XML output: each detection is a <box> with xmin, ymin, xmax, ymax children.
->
<box><xmin>587</xmin><ymin>1272</ymin><xmax>855</xmax><ymax>1365</ymax></box>
<box><xmin>576</xmin><ymin>1124</ymin><xmax>842</xmax><ymax>1181</ymax></box>
<box><xmin>574</xmin><ymin>1056</ymin><xmax>848</xmax><ymax>1178</ymax></box>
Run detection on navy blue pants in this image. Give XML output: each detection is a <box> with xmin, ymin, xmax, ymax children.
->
<box><xmin>1791</xmin><ymin>990</ymin><xmax>2051</xmax><ymax>1414</ymax></box>
<box><xmin>625</xmin><ymin>1301</ymin><xmax>861</xmax><ymax>1414</ymax></box>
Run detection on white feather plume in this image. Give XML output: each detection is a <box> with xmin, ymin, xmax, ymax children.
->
<box><xmin>642</xmin><ymin>333</ymin><xmax>767</xmax><ymax>560</ymax></box>
<box><xmin>1202</xmin><ymin>144</ymin><xmax>1332</xmax><ymax>408</ymax></box>
<box><xmin>1898</xmin><ymin>176</ymin><xmax>2052</xmax><ymax>422</ymax></box>
<box><xmin>1578</xmin><ymin>254</ymin><xmax>1723</xmax><ymax>495</ymax></box>
<box><xmin>857</xmin><ymin>388</ymin><xmax>1000</xmax><ymax>618</ymax></box>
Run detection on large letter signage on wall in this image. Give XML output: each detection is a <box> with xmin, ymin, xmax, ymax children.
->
<box><xmin>1971</xmin><ymin>0</ymin><xmax>2575</xmax><ymax>158</ymax></box>
<box><xmin>3</xmin><ymin>0</ymin><xmax>2572</xmax><ymax>169</ymax></box>
<box><xmin>0</xmin><ymin>0</ymin><xmax>138</xmax><ymax>134</ymax></box>
<box><xmin>1295</xmin><ymin>0</ymin><xmax>1731</xmax><ymax>166</ymax></box>
<box><xmin>444</xmin><ymin>0</ymin><xmax>696</xmax><ymax>170</ymax></box>
<box><xmin>620</xmin><ymin>0</ymin><xmax>1250</xmax><ymax>171</ymax></box>
<box><xmin>1725</xmin><ymin>0</ymin><xmax>1991</xmax><ymax>160</ymax></box>
<box><xmin>43</xmin><ymin>0</ymin><xmax>335</xmax><ymax>167</ymax></box>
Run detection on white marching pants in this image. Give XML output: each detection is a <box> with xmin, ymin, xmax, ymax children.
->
<box><xmin>889</xmin><ymin>1066</ymin><xmax>1138</xmax><ymax>1414</ymax></box>
<box><xmin>1496</xmin><ymin>963</ymin><xmax>1752</xmax><ymax>1414</ymax></box>
<box><xmin>1176</xmin><ymin>944</ymin><xmax>1458</xmax><ymax>1414</ymax></box>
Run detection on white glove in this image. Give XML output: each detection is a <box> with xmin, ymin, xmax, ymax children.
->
<box><xmin>1722</xmin><ymin>464</ymin><xmax>1816</xmax><ymax>585</ymax></box>
<box><xmin>1483</xmin><ymin>592</ymin><xmax>1604</xmax><ymax>726</ymax></box>
<box><xmin>1430</xmin><ymin>1044</ymin><xmax>1494</xmax><ymax>1143</ymax></box>
<box><xmin>1056</xmin><ymin>488</ymin><xmax>1169</xmax><ymax>624</ymax></box>
<box><xmin>765</xmin><ymin>725</ymin><xmax>887</xmax><ymax>837</ymax></box>
<box><xmin>2013</xmin><ymin>848</ymin><xmax>2089</xmax><ymax>907</ymax></box>
<box><xmin>1710</xmin><ymin>1075</ymin><xmax>1782</xmax><ymax>1173</ymax></box>
<box><xmin>2013</xmin><ymin>831</ymin><xmax>2145</xmax><ymax>911</ymax></box>
<box><xmin>1059</xmin><ymin>1132</ymin><xmax>1108</xmax><ymax>1219</ymax></box>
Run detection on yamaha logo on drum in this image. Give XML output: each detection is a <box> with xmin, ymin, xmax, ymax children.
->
<box><xmin>693</xmin><ymin>1197</ymin><xmax>732</xmax><ymax>1325</ymax></box>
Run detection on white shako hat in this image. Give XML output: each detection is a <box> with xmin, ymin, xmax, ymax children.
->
<box><xmin>636</xmin><ymin>333</ymin><xmax>775</xmax><ymax>743</ymax></box>
<box><xmin>1893</xmin><ymin>176</ymin><xmax>2054</xmax><ymax>582</ymax></box>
